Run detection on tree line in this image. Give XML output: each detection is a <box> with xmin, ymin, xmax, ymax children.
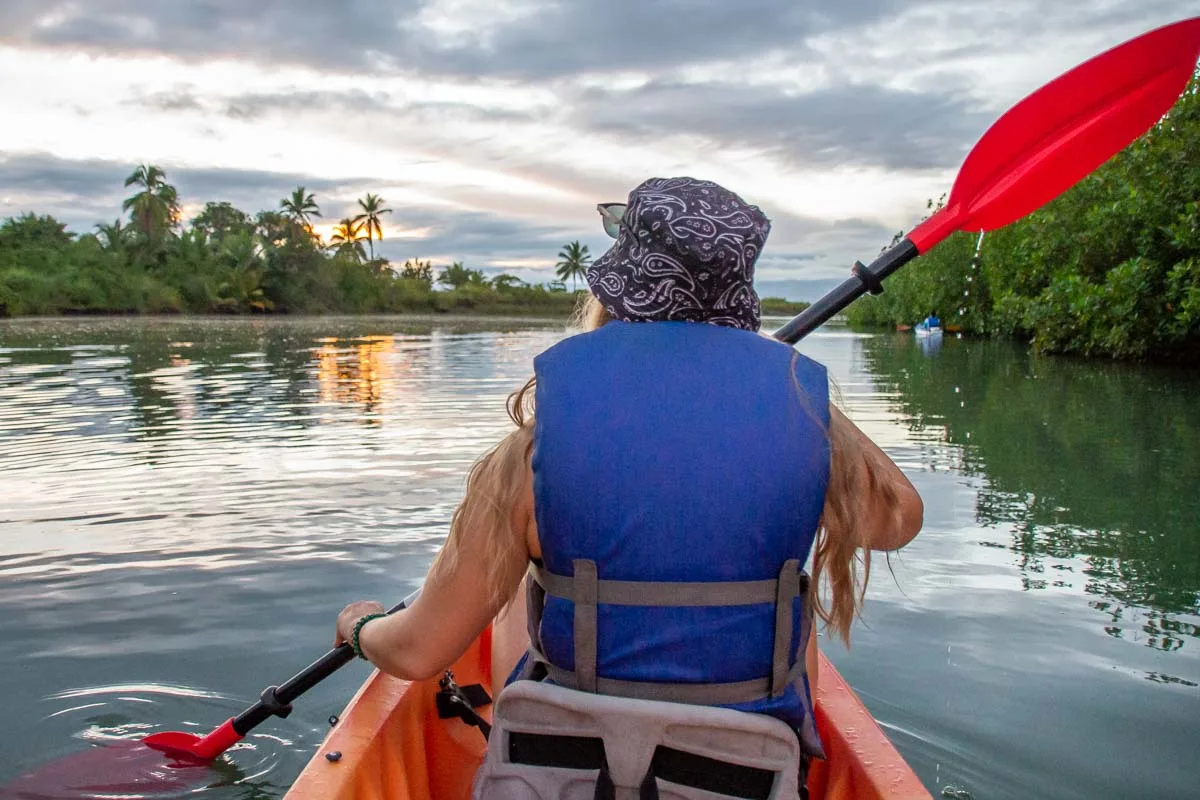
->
<box><xmin>0</xmin><ymin>167</ymin><xmax>599</xmax><ymax>317</ymax></box>
<box><xmin>845</xmin><ymin>69</ymin><xmax>1200</xmax><ymax>362</ymax></box>
<box><xmin>0</xmin><ymin>170</ymin><xmax>806</xmax><ymax>320</ymax></box>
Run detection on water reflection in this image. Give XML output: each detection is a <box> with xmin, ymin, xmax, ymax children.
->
<box><xmin>0</xmin><ymin>317</ymin><xmax>559</xmax><ymax>451</ymax></box>
<box><xmin>315</xmin><ymin>335</ymin><xmax>394</xmax><ymax>422</ymax></box>
<box><xmin>860</xmin><ymin>333</ymin><xmax>1200</xmax><ymax>654</ymax></box>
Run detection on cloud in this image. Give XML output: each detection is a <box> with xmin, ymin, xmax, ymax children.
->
<box><xmin>221</xmin><ymin>90</ymin><xmax>396</xmax><ymax>122</ymax></box>
<box><xmin>129</xmin><ymin>88</ymin><xmax>205</xmax><ymax>113</ymax></box>
<box><xmin>0</xmin><ymin>1</ymin><xmax>423</xmax><ymax>73</ymax></box>
<box><xmin>568</xmin><ymin>79</ymin><xmax>991</xmax><ymax>171</ymax></box>
<box><xmin>3</xmin><ymin>0</ymin><xmax>1191</xmax><ymax>84</ymax></box>
<box><xmin>0</xmin><ymin>0</ymin><xmax>899</xmax><ymax>77</ymax></box>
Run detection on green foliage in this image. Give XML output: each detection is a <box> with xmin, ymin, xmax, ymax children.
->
<box><xmin>192</xmin><ymin>202</ymin><xmax>253</xmax><ymax>241</ymax></box>
<box><xmin>280</xmin><ymin>186</ymin><xmax>322</xmax><ymax>231</ymax></box>
<box><xmin>491</xmin><ymin>273</ymin><xmax>527</xmax><ymax>291</ymax></box>
<box><xmin>399</xmin><ymin>259</ymin><xmax>434</xmax><ymax>284</ymax></box>
<box><xmin>329</xmin><ymin>217</ymin><xmax>368</xmax><ymax>262</ymax></box>
<box><xmin>555</xmin><ymin>240</ymin><xmax>591</xmax><ymax>291</ymax></box>
<box><xmin>0</xmin><ymin>213</ymin><xmax>74</xmax><ymax>250</ymax></box>
<box><xmin>0</xmin><ymin>167</ymin><xmax>581</xmax><ymax>319</ymax></box>
<box><xmin>122</xmin><ymin>163</ymin><xmax>180</xmax><ymax>247</ymax></box>
<box><xmin>760</xmin><ymin>297</ymin><xmax>811</xmax><ymax>316</ymax></box>
<box><xmin>352</xmin><ymin>193</ymin><xmax>392</xmax><ymax>261</ymax></box>
<box><xmin>437</xmin><ymin>261</ymin><xmax>487</xmax><ymax>289</ymax></box>
<box><xmin>846</xmin><ymin>69</ymin><xmax>1200</xmax><ymax>362</ymax></box>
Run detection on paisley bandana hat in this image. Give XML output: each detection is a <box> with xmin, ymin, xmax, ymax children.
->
<box><xmin>588</xmin><ymin>177</ymin><xmax>771</xmax><ymax>332</ymax></box>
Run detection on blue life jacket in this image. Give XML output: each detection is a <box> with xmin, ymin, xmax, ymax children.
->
<box><xmin>511</xmin><ymin>320</ymin><xmax>830</xmax><ymax>757</ymax></box>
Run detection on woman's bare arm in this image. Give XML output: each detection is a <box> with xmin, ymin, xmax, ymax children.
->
<box><xmin>830</xmin><ymin>405</ymin><xmax>923</xmax><ymax>550</ymax></box>
<box><xmin>336</xmin><ymin>447</ymin><xmax>535</xmax><ymax>680</ymax></box>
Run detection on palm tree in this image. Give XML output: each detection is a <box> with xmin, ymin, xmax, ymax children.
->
<box><xmin>94</xmin><ymin>219</ymin><xmax>127</xmax><ymax>252</ymax></box>
<box><xmin>280</xmin><ymin>186</ymin><xmax>322</xmax><ymax>232</ymax></box>
<box><xmin>555</xmin><ymin>241</ymin><xmax>592</xmax><ymax>291</ymax></box>
<box><xmin>352</xmin><ymin>193</ymin><xmax>392</xmax><ymax>261</ymax></box>
<box><xmin>216</xmin><ymin>231</ymin><xmax>272</xmax><ymax>312</ymax></box>
<box><xmin>122</xmin><ymin>164</ymin><xmax>180</xmax><ymax>243</ymax></box>
<box><xmin>329</xmin><ymin>217</ymin><xmax>367</xmax><ymax>262</ymax></box>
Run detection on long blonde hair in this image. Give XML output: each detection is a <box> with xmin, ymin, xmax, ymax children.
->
<box><xmin>432</xmin><ymin>293</ymin><xmax>887</xmax><ymax>643</ymax></box>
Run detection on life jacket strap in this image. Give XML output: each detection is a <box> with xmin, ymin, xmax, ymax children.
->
<box><xmin>529</xmin><ymin>562</ymin><xmax>791</xmax><ymax>607</ymax></box>
<box><xmin>528</xmin><ymin>647</ymin><xmax>807</xmax><ymax>705</ymax></box>
<box><xmin>527</xmin><ymin>558</ymin><xmax>810</xmax><ymax>703</ymax></box>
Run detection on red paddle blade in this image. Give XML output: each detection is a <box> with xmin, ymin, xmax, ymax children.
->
<box><xmin>143</xmin><ymin>718</ymin><xmax>242</xmax><ymax>763</ymax></box>
<box><xmin>911</xmin><ymin>16</ymin><xmax>1200</xmax><ymax>252</ymax></box>
<box><xmin>0</xmin><ymin>740</ymin><xmax>210</xmax><ymax>799</ymax></box>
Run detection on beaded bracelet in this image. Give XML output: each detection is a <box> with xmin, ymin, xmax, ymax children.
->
<box><xmin>351</xmin><ymin>613</ymin><xmax>387</xmax><ymax>660</ymax></box>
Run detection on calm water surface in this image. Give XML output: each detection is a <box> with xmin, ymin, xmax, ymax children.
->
<box><xmin>0</xmin><ymin>316</ymin><xmax>1196</xmax><ymax>799</ymax></box>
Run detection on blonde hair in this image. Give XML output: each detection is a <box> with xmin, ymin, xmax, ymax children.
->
<box><xmin>810</xmin><ymin>399</ymin><xmax>881</xmax><ymax>644</ymax></box>
<box><xmin>426</xmin><ymin>294</ymin><xmax>605</xmax><ymax>613</ymax></box>
<box><xmin>432</xmin><ymin>292</ymin><xmax>889</xmax><ymax>644</ymax></box>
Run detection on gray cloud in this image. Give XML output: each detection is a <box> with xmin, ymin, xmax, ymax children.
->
<box><xmin>221</xmin><ymin>89</ymin><xmax>396</xmax><ymax>122</ymax></box>
<box><xmin>2</xmin><ymin>1</ymin><xmax>422</xmax><ymax>73</ymax></box>
<box><xmin>394</xmin><ymin>0</ymin><xmax>901</xmax><ymax>80</ymax></box>
<box><xmin>373</xmin><ymin>209</ymin><xmax>580</xmax><ymax>265</ymax></box>
<box><xmin>216</xmin><ymin>89</ymin><xmax>536</xmax><ymax>126</ymax></box>
<box><xmin>129</xmin><ymin>88</ymin><xmax>205</xmax><ymax>112</ymax></box>
<box><xmin>37</xmin><ymin>0</ymin><xmax>1194</xmax><ymax>181</ymax></box>
<box><xmin>0</xmin><ymin>0</ymin><xmax>895</xmax><ymax>77</ymax></box>
<box><xmin>569</xmin><ymin>80</ymin><xmax>991</xmax><ymax>171</ymax></box>
<box><xmin>3</xmin><ymin>0</ymin><xmax>1192</xmax><ymax>82</ymax></box>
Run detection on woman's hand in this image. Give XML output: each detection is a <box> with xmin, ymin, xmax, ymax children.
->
<box><xmin>335</xmin><ymin>600</ymin><xmax>386</xmax><ymax>648</ymax></box>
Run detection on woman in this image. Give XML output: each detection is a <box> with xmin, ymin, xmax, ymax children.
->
<box><xmin>335</xmin><ymin>177</ymin><xmax>923</xmax><ymax>773</ymax></box>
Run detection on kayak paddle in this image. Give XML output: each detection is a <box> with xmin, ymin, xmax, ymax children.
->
<box><xmin>6</xmin><ymin>15</ymin><xmax>1200</xmax><ymax>798</ymax></box>
<box><xmin>773</xmin><ymin>15</ymin><xmax>1200</xmax><ymax>344</ymax></box>
<box><xmin>141</xmin><ymin>590</ymin><xmax>419</xmax><ymax>763</ymax></box>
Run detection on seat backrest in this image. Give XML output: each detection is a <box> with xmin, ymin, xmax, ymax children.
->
<box><xmin>472</xmin><ymin>681</ymin><xmax>802</xmax><ymax>800</ymax></box>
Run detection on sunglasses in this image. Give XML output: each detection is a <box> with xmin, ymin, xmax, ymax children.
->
<box><xmin>596</xmin><ymin>202</ymin><xmax>627</xmax><ymax>239</ymax></box>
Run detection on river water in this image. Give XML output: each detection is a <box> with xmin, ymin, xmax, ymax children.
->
<box><xmin>0</xmin><ymin>316</ymin><xmax>1196</xmax><ymax>799</ymax></box>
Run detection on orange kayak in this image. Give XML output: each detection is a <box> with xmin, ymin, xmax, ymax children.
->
<box><xmin>285</xmin><ymin>626</ymin><xmax>930</xmax><ymax>799</ymax></box>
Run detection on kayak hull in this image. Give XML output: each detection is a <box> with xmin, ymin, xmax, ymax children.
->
<box><xmin>285</xmin><ymin>626</ymin><xmax>930</xmax><ymax>799</ymax></box>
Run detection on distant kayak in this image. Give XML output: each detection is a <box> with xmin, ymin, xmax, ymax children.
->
<box><xmin>914</xmin><ymin>324</ymin><xmax>943</xmax><ymax>338</ymax></box>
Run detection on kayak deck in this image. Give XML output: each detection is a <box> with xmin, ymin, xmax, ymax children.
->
<box><xmin>285</xmin><ymin>626</ymin><xmax>930</xmax><ymax>799</ymax></box>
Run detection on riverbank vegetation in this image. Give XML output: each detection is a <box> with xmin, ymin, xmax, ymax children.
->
<box><xmin>847</xmin><ymin>70</ymin><xmax>1200</xmax><ymax>362</ymax></box>
<box><xmin>0</xmin><ymin>170</ymin><xmax>580</xmax><ymax>317</ymax></box>
<box><xmin>0</xmin><ymin>173</ymin><xmax>807</xmax><ymax>321</ymax></box>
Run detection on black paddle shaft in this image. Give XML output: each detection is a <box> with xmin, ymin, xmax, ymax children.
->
<box><xmin>772</xmin><ymin>239</ymin><xmax>919</xmax><ymax>344</ymax></box>
<box><xmin>231</xmin><ymin>593</ymin><xmax>416</xmax><ymax>736</ymax></box>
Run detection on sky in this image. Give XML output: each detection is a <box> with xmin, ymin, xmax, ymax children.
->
<box><xmin>0</xmin><ymin>1</ymin><xmax>1194</xmax><ymax>300</ymax></box>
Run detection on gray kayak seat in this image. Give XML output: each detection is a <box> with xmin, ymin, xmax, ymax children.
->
<box><xmin>471</xmin><ymin>680</ymin><xmax>804</xmax><ymax>799</ymax></box>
